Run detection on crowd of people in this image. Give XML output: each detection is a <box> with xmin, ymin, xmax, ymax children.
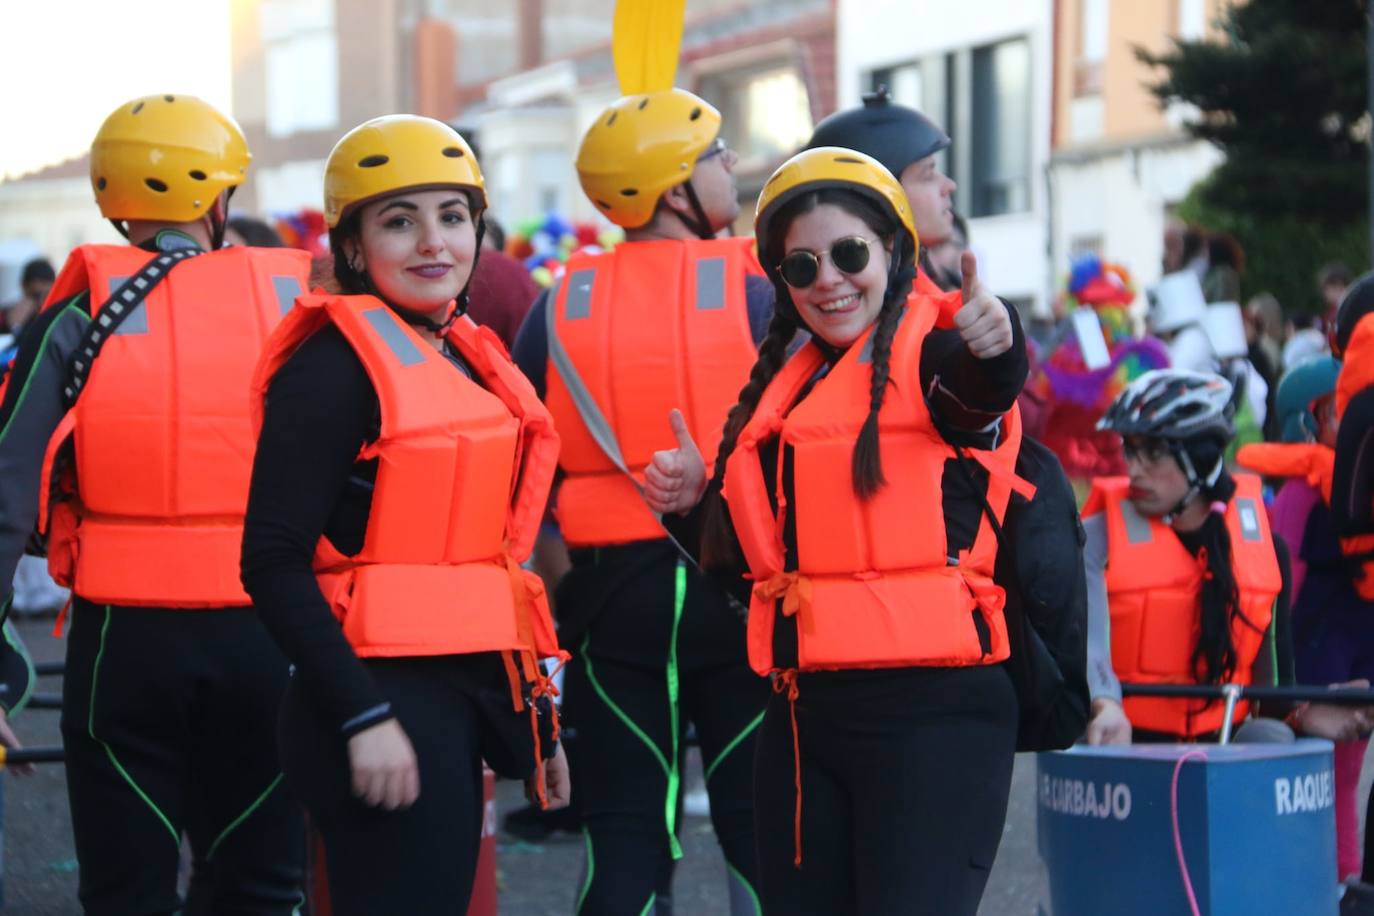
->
<box><xmin>0</xmin><ymin>11</ymin><xmax>1371</xmax><ymax>916</ymax></box>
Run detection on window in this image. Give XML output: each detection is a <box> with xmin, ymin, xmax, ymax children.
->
<box><xmin>1079</xmin><ymin>0</ymin><xmax>1108</xmax><ymax>63</ymax></box>
<box><xmin>262</xmin><ymin>0</ymin><xmax>338</xmax><ymax>138</ymax></box>
<box><xmin>1074</xmin><ymin>0</ymin><xmax>1108</xmax><ymax>98</ymax></box>
<box><xmin>700</xmin><ymin>63</ymin><xmax>814</xmax><ymax>172</ymax></box>
<box><xmin>1177</xmin><ymin>0</ymin><xmax>1206</xmax><ymax>40</ymax></box>
<box><xmin>970</xmin><ymin>38</ymin><xmax>1031</xmax><ymax>217</ymax></box>
<box><xmin>868</xmin><ymin>59</ymin><xmax>952</xmax><ymax>183</ymax></box>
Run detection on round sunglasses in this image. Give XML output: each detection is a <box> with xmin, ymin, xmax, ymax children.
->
<box><xmin>777</xmin><ymin>236</ymin><xmax>879</xmax><ymax>289</ymax></box>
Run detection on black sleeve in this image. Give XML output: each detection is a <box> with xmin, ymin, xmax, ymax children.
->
<box><xmin>1003</xmin><ymin>438</ymin><xmax>1090</xmax><ymax>747</ymax></box>
<box><xmin>919</xmin><ymin>300</ymin><xmax>1028</xmax><ymax>435</ymax></box>
<box><xmin>240</xmin><ymin>326</ymin><xmax>392</xmax><ymax>736</ymax></box>
<box><xmin>1255</xmin><ymin>533</ymin><xmax>1296</xmax><ymax>718</ymax></box>
<box><xmin>1332</xmin><ymin>386</ymin><xmax>1374</xmax><ymax>537</ymax></box>
<box><xmin>511</xmin><ymin>289</ymin><xmax>551</xmax><ymax>400</ymax></box>
<box><xmin>0</xmin><ymin>294</ymin><xmax>92</xmax><ymax>598</ymax></box>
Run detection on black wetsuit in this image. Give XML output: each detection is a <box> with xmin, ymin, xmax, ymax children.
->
<box><xmin>511</xmin><ymin>278</ymin><xmax>774</xmax><ymax>916</ymax></box>
<box><xmin>0</xmin><ymin>232</ymin><xmax>302</xmax><ymax>916</ymax></box>
<box><xmin>665</xmin><ymin>303</ymin><xmax>1029</xmax><ymax>916</ymax></box>
<box><xmin>241</xmin><ymin>322</ymin><xmax>551</xmax><ymax>915</ymax></box>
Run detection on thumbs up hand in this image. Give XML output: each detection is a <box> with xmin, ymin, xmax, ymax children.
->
<box><xmin>953</xmin><ymin>251</ymin><xmax>1013</xmax><ymax>359</ymax></box>
<box><xmin>644</xmin><ymin>409</ymin><xmax>708</xmax><ymax>515</ymax></box>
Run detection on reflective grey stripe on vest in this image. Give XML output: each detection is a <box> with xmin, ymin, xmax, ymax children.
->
<box><xmin>1236</xmin><ymin>497</ymin><xmax>1262</xmax><ymax>542</ymax></box>
<box><xmin>1119</xmin><ymin>499</ymin><xmax>1153</xmax><ymax>544</ymax></box>
<box><xmin>546</xmin><ymin>277</ymin><xmax>632</xmax><ymax>473</ymax></box>
<box><xmin>273</xmin><ymin>276</ymin><xmax>303</xmax><ymax>316</ymax></box>
<box><xmin>696</xmin><ymin>257</ymin><xmax>726</xmax><ymax>311</ymax></box>
<box><xmin>362</xmin><ymin>307</ymin><xmax>425</xmax><ymax>367</ymax></box>
<box><xmin>106</xmin><ymin>277</ymin><xmax>149</xmax><ymax>335</ymax></box>
<box><xmin>563</xmin><ymin>269</ymin><xmax>596</xmax><ymax>321</ymax></box>
<box><xmin>858</xmin><ymin>306</ymin><xmax>909</xmax><ymax>364</ymax></box>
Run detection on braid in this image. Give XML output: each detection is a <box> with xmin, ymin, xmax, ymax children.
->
<box><xmin>851</xmin><ymin>263</ymin><xmax>915</xmax><ymax>498</ymax></box>
<box><xmin>700</xmin><ymin>303</ymin><xmax>800</xmax><ymax>569</ymax></box>
<box><xmin>1191</xmin><ymin>510</ymin><xmax>1243</xmax><ymax>685</ymax></box>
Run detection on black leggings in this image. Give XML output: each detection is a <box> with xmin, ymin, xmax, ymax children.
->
<box><xmin>60</xmin><ymin>599</ymin><xmax>303</xmax><ymax>916</ymax></box>
<box><xmin>559</xmin><ymin>552</ymin><xmax>768</xmax><ymax>916</ymax></box>
<box><xmin>753</xmin><ymin>664</ymin><xmax>1017</xmax><ymax>916</ymax></box>
<box><xmin>277</xmin><ymin>655</ymin><xmax>539</xmax><ymax>916</ymax></box>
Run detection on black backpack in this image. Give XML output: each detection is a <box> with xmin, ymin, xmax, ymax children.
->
<box><xmin>957</xmin><ymin>435</ymin><xmax>1091</xmax><ymax>751</ymax></box>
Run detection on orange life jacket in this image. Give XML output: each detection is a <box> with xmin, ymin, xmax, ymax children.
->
<box><xmin>1084</xmin><ymin>475</ymin><xmax>1281</xmax><ymax>738</ymax></box>
<box><xmin>1236</xmin><ymin>442</ymin><xmax>1334</xmax><ymax>502</ymax></box>
<box><xmin>723</xmin><ymin>295</ymin><xmax>1031</xmax><ymax>676</ymax></box>
<box><xmin>251</xmin><ymin>293</ymin><xmax>564</xmax><ymax>669</ymax></box>
<box><xmin>913</xmin><ymin>267</ymin><xmax>962</xmax><ymax>327</ymax></box>
<box><xmin>1334</xmin><ymin>315</ymin><xmax>1374</xmax><ymax>599</ymax></box>
<box><xmin>37</xmin><ymin>243</ymin><xmax>310</xmax><ymax>607</ymax></box>
<box><xmin>545</xmin><ymin>237</ymin><xmax>763</xmax><ymax>547</ymax></box>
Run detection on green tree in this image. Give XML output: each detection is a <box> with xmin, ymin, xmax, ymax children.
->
<box><xmin>1139</xmin><ymin>0</ymin><xmax>1370</xmax><ymax>314</ymax></box>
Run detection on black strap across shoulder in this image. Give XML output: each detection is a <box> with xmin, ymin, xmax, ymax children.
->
<box><xmin>62</xmin><ymin>247</ymin><xmax>202</xmax><ymax>408</ymax></box>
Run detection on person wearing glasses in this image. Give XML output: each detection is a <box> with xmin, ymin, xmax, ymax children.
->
<box><xmin>1083</xmin><ymin>369</ymin><xmax>1372</xmax><ymax>747</ymax></box>
<box><xmin>509</xmin><ymin>88</ymin><xmax>772</xmax><ymax>914</ymax></box>
<box><xmin>642</xmin><ymin>147</ymin><xmax>1028</xmax><ymax>915</ymax></box>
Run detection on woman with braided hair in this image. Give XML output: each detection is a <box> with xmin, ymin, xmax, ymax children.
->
<box><xmin>643</xmin><ymin>148</ymin><xmax>1029</xmax><ymax>915</ymax></box>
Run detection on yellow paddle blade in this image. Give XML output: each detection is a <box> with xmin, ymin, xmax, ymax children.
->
<box><xmin>612</xmin><ymin>0</ymin><xmax>687</xmax><ymax>95</ymax></box>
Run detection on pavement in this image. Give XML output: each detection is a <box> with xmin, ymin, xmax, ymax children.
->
<box><xmin>0</xmin><ymin>613</ymin><xmax>1359</xmax><ymax>914</ymax></box>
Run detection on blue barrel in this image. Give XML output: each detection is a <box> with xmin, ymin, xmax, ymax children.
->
<box><xmin>1037</xmin><ymin>740</ymin><xmax>1337</xmax><ymax>916</ymax></box>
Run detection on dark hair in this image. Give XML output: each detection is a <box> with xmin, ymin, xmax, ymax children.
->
<box><xmin>1206</xmin><ymin>233</ymin><xmax>1245</xmax><ymax>274</ymax></box>
<box><xmin>329</xmin><ymin>209</ymin><xmax>369</xmax><ymax>295</ymax></box>
<box><xmin>227</xmin><ymin>215</ymin><xmax>285</xmax><ymax>248</ymax></box>
<box><xmin>21</xmin><ymin>257</ymin><xmax>55</xmax><ymax>286</ymax></box>
<box><xmin>700</xmin><ymin>186</ymin><xmax>914</xmax><ymax>568</ymax></box>
<box><xmin>1175</xmin><ymin>439</ymin><xmax>1264</xmax><ymax>688</ymax></box>
<box><xmin>484</xmin><ymin>215</ymin><xmax>507</xmax><ymax>252</ymax></box>
<box><xmin>1318</xmin><ymin>260</ymin><xmax>1353</xmax><ymax>290</ymax></box>
<box><xmin>1181</xmin><ymin>226</ymin><xmax>1206</xmax><ymax>265</ymax></box>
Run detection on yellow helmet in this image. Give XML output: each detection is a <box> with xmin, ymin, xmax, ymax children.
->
<box><xmin>90</xmin><ymin>94</ymin><xmax>250</xmax><ymax>223</ymax></box>
<box><xmin>755</xmin><ymin>147</ymin><xmax>918</xmax><ymax>270</ymax></box>
<box><xmin>576</xmin><ymin>88</ymin><xmax>720</xmax><ymax>228</ymax></box>
<box><xmin>324</xmin><ymin>116</ymin><xmax>486</xmax><ymax>228</ymax></box>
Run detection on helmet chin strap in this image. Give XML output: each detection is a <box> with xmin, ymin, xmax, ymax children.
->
<box><xmin>1163</xmin><ymin>443</ymin><xmax>1224</xmax><ymax>523</ymax></box>
<box><xmin>679</xmin><ymin>182</ymin><xmax>716</xmax><ymax>241</ymax></box>
<box><xmin>370</xmin><ymin>214</ymin><xmax>486</xmax><ymax>337</ymax></box>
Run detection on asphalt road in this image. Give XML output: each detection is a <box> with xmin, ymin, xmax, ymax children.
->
<box><xmin>0</xmin><ymin>614</ymin><xmax>1356</xmax><ymax>915</ymax></box>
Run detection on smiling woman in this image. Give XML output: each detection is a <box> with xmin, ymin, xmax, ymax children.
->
<box><xmin>241</xmin><ymin>115</ymin><xmax>570</xmax><ymax>915</ymax></box>
<box><xmin>0</xmin><ymin>0</ymin><xmax>231</xmax><ymax>180</ymax></box>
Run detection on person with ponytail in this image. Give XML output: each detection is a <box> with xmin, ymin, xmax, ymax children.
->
<box><xmin>1084</xmin><ymin>369</ymin><xmax>1371</xmax><ymax>747</ymax></box>
<box><xmin>240</xmin><ymin>116</ymin><xmax>569</xmax><ymax>913</ymax></box>
<box><xmin>642</xmin><ymin>147</ymin><xmax>1029</xmax><ymax>915</ymax></box>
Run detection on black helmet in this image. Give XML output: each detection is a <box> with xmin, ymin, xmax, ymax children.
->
<box><xmin>1334</xmin><ymin>271</ymin><xmax>1374</xmax><ymax>358</ymax></box>
<box><xmin>805</xmin><ymin>87</ymin><xmax>950</xmax><ymax>181</ymax></box>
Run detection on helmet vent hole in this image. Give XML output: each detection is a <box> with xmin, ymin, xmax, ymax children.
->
<box><xmin>606</xmin><ymin>113</ymin><xmax>617</xmax><ymax>126</ymax></box>
<box><xmin>164</xmin><ymin>95</ymin><xmax>175</xmax><ymax>103</ymax></box>
<box><xmin>619</xmin><ymin>188</ymin><xmax>639</xmax><ymax>197</ymax></box>
<box><xmin>596</xmin><ymin>200</ymin><xmax>611</xmax><ymax>209</ymax></box>
<box><xmin>145</xmin><ymin>178</ymin><xmax>169</xmax><ymax>193</ymax></box>
<box><xmin>833</xmin><ymin>156</ymin><xmax>864</xmax><ymax>164</ymax></box>
<box><xmin>131</xmin><ymin>102</ymin><xmax>145</xmax><ymax>115</ymax></box>
<box><xmin>638</xmin><ymin>99</ymin><xmax>649</xmax><ymax>110</ymax></box>
<box><xmin>689</xmin><ymin>107</ymin><xmax>702</xmax><ymax>121</ymax></box>
<box><xmin>189</xmin><ymin>170</ymin><xmax>207</xmax><ymax>181</ymax></box>
<box><xmin>97</xmin><ymin>177</ymin><xmax>107</xmax><ymax>190</ymax></box>
<box><xmin>358</xmin><ymin>155</ymin><xmax>390</xmax><ymax>168</ymax></box>
<box><xmin>442</xmin><ymin>146</ymin><xmax>465</xmax><ymax>158</ymax></box>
